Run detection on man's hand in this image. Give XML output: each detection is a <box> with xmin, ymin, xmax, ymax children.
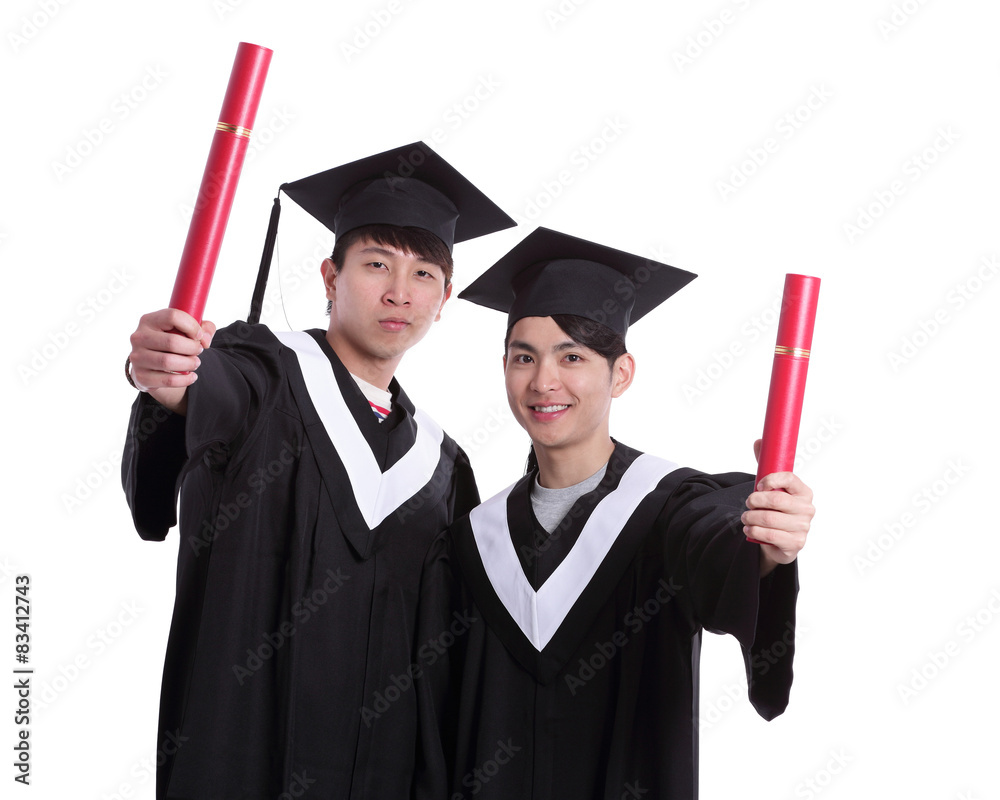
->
<box><xmin>128</xmin><ymin>309</ymin><xmax>216</xmax><ymax>415</ymax></box>
<box><xmin>744</xmin><ymin>440</ymin><xmax>815</xmax><ymax>576</ymax></box>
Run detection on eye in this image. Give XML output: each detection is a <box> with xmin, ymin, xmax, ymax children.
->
<box><xmin>511</xmin><ymin>354</ymin><xmax>533</xmax><ymax>364</ymax></box>
<box><xmin>563</xmin><ymin>353</ymin><xmax>583</xmax><ymax>363</ymax></box>
<box><xmin>368</xmin><ymin>261</ymin><xmax>387</xmax><ymax>270</ymax></box>
<box><xmin>415</xmin><ymin>269</ymin><xmax>437</xmax><ymax>280</ymax></box>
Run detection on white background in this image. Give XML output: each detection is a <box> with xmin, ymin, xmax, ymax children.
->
<box><xmin>3</xmin><ymin>0</ymin><xmax>999</xmax><ymax>797</ymax></box>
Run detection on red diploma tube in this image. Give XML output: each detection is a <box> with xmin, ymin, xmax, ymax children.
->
<box><xmin>169</xmin><ymin>42</ymin><xmax>273</xmax><ymax>322</ymax></box>
<box><xmin>751</xmin><ymin>274</ymin><xmax>820</xmax><ymax>542</ymax></box>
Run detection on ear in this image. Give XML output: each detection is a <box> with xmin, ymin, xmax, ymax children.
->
<box><xmin>610</xmin><ymin>352</ymin><xmax>636</xmax><ymax>399</ymax></box>
<box><xmin>320</xmin><ymin>258</ymin><xmax>337</xmax><ymax>301</ymax></box>
<box><xmin>434</xmin><ymin>281</ymin><xmax>454</xmax><ymax>322</ymax></box>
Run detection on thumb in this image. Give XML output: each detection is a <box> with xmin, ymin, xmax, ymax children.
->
<box><xmin>200</xmin><ymin>320</ymin><xmax>218</xmax><ymax>348</ymax></box>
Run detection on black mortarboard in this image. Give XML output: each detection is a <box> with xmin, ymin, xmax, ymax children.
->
<box><xmin>248</xmin><ymin>141</ymin><xmax>515</xmax><ymax>322</ymax></box>
<box><xmin>459</xmin><ymin>227</ymin><xmax>697</xmax><ymax>337</ymax></box>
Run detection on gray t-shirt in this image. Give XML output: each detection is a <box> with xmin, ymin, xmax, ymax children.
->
<box><xmin>530</xmin><ymin>462</ymin><xmax>608</xmax><ymax>534</ymax></box>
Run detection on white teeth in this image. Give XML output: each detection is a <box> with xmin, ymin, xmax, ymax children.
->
<box><xmin>534</xmin><ymin>405</ymin><xmax>568</xmax><ymax>413</ymax></box>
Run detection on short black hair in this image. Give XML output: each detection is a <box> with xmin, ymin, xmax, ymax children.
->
<box><xmin>504</xmin><ymin>313</ymin><xmax>628</xmax><ymax>369</ymax></box>
<box><xmin>331</xmin><ymin>224</ymin><xmax>453</xmax><ymax>279</ymax></box>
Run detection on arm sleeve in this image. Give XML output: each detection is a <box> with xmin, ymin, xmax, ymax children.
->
<box><xmin>121</xmin><ymin>393</ymin><xmax>188</xmax><ymax>541</ymax></box>
<box><xmin>120</xmin><ymin>322</ymin><xmax>284</xmax><ymax>541</ymax></box>
<box><xmin>446</xmin><ymin>445</ymin><xmax>481</xmax><ymax>523</ymax></box>
<box><xmin>662</xmin><ymin>471</ymin><xmax>799</xmax><ymax>720</ymax></box>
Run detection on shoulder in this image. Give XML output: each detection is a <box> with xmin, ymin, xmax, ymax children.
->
<box><xmin>667</xmin><ymin>469</ymin><xmax>756</xmax><ymax>500</ymax></box>
<box><xmin>199</xmin><ymin>322</ymin><xmax>288</xmax><ymax>371</ymax></box>
<box><xmin>203</xmin><ymin>324</ymin><xmax>326</xmax><ymax>381</ymax></box>
<box><xmin>650</xmin><ymin>468</ymin><xmax>756</xmax><ymax>537</ymax></box>
<box><xmin>612</xmin><ymin>441</ymin><xmax>754</xmax><ymax>512</ymax></box>
<box><xmin>209</xmin><ymin>321</ymin><xmax>281</xmax><ymax>350</ymax></box>
<box><xmin>440</xmin><ymin>438</ymin><xmax>476</xmax><ymax>487</ymax></box>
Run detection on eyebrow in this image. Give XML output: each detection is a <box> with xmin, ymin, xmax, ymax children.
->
<box><xmin>507</xmin><ymin>339</ymin><xmax>580</xmax><ymax>354</ymax></box>
<box><xmin>357</xmin><ymin>245</ymin><xmax>433</xmax><ymax>264</ymax></box>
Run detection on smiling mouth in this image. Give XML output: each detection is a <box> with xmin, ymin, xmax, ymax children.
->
<box><xmin>531</xmin><ymin>404</ymin><xmax>569</xmax><ymax>413</ymax></box>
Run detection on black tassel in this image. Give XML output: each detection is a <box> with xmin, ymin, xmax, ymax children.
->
<box><xmin>247</xmin><ymin>195</ymin><xmax>281</xmax><ymax>324</ymax></box>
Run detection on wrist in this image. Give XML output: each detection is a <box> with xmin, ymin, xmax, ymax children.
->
<box><xmin>125</xmin><ymin>357</ymin><xmax>141</xmax><ymax>391</ymax></box>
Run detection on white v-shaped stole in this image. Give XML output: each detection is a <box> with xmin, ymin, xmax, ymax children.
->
<box><xmin>470</xmin><ymin>454</ymin><xmax>679</xmax><ymax>652</ymax></box>
<box><xmin>276</xmin><ymin>331</ymin><xmax>445</xmax><ymax>529</ymax></box>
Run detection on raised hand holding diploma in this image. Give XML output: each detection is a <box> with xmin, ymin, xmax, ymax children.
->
<box><xmin>127</xmin><ymin>310</ymin><xmax>217</xmax><ymax>414</ymax></box>
<box><xmin>128</xmin><ymin>43</ymin><xmax>271</xmax><ymax>411</ymax></box>
<box><xmin>744</xmin><ymin>274</ymin><xmax>820</xmax><ymax>560</ymax></box>
<box><xmin>744</xmin><ymin>456</ymin><xmax>814</xmax><ymax>574</ymax></box>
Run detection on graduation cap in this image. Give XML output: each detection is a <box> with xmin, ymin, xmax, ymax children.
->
<box><xmin>248</xmin><ymin>141</ymin><xmax>515</xmax><ymax>323</ymax></box>
<box><xmin>459</xmin><ymin>227</ymin><xmax>697</xmax><ymax>337</ymax></box>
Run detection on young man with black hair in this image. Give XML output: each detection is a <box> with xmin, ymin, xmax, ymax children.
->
<box><xmin>414</xmin><ymin>227</ymin><xmax>814</xmax><ymax>799</ymax></box>
<box><xmin>122</xmin><ymin>143</ymin><xmax>513</xmax><ymax>800</ymax></box>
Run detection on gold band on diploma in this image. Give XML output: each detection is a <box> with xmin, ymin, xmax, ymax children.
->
<box><xmin>216</xmin><ymin>122</ymin><xmax>253</xmax><ymax>138</ymax></box>
<box><xmin>775</xmin><ymin>345</ymin><xmax>810</xmax><ymax>358</ymax></box>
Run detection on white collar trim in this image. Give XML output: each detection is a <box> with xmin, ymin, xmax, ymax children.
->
<box><xmin>469</xmin><ymin>453</ymin><xmax>679</xmax><ymax>651</ymax></box>
<box><xmin>276</xmin><ymin>331</ymin><xmax>444</xmax><ymax>529</ymax></box>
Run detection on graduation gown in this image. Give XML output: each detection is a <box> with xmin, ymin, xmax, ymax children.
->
<box><xmin>121</xmin><ymin>322</ymin><xmax>478</xmax><ymax>800</ymax></box>
<box><xmin>414</xmin><ymin>441</ymin><xmax>798</xmax><ymax>800</ymax></box>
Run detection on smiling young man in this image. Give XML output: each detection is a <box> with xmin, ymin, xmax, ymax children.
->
<box><xmin>414</xmin><ymin>227</ymin><xmax>815</xmax><ymax>799</ymax></box>
<box><xmin>121</xmin><ymin>143</ymin><xmax>513</xmax><ymax>800</ymax></box>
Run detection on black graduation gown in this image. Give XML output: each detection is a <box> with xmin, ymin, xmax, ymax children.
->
<box><xmin>414</xmin><ymin>441</ymin><xmax>798</xmax><ymax>800</ymax></box>
<box><xmin>121</xmin><ymin>322</ymin><xmax>479</xmax><ymax>800</ymax></box>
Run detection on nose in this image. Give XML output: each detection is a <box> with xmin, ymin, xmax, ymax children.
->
<box><xmin>384</xmin><ymin>271</ymin><xmax>411</xmax><ymax>306</ymax></box>
<box><xmin>529</xmin><ymin>358</ymin><xmax>560</xmax><ymax>393</ymax></box>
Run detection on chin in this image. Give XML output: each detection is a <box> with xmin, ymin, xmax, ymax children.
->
<box><xmin>523</xmin><ymin>428</ymin><xmax>566</xmax><ymax>450</ymax></box>
<box><xmin>370</xmin><ymin>331</ymin><xmax>414</xmax><ymax>355</ymax></box>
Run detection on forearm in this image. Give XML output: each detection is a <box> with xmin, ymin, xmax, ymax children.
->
<box><xmin>759</xmin><ymin>546</ymin><xmax>780</xmax><ymax>578</ymax></box>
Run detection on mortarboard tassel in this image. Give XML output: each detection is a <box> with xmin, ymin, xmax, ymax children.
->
<box><xmin>247</xmin><ymin>195</ymin><xmax>281</xmax><ymax>324</ymax></box>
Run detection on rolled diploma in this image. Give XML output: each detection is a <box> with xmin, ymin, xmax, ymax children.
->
<box><xmin>169</xmin><ymin>42</ymin><xmax>273</xmax><ymax>322</ymax></box>
<box><xmin>751</xmin><ymin>273</ymin><xmax>820</xmax><ymax>543</ymax></box>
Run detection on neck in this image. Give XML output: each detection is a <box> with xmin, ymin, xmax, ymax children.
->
<box><xmin>324</xmin><ymin>329</ymin><xmax>399</xmax><ymax>391</ymax></box>
<box><xmin>534</xmin><ymin>437</ymin><xmax>615</xmax><ymax>489</ymax></box>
